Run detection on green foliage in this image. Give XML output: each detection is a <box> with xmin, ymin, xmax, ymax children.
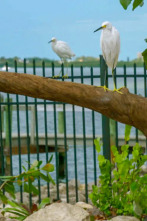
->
<box><xmin>0</xmin><ymin>158</ymin><xmax>54</xmax><ymax>220</ymax></box>
<box><xmin>120</xmin><ymin>0</ymin><xmax>144</xmax><ymax>10</ymax></box>
<box><xmin>89</xmin><ymin>138</ymin><xmax>147</xmax><ymax>219</ymax></box>
<box><xmin>125</xmin><ymin>124</ymin><xmax>132</xmax><ymax>142</ymax></box>
<box><xmin>1</xmin><ymin>197</ymin><xmax>50</xmax><ymax>221</ymax></box>
<box><xmin>0</xmin><ymin>159</ymin><xmax>55</xmax><ymax>202</ymax></box>
<box><xmin>119</xmin><ymin>0</ymin><xmax>146</xmax><ymax>68</ymax></box>
<box><xmin>142</xmin><ymin>49</ymin><xmax>147</xmax><ymax>69</ymax></box>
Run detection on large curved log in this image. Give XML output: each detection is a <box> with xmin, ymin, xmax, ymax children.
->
<box><xmin>0</xmin><ymin>71</ymin><xmax>147</xmax><ymax>136</ymax></box>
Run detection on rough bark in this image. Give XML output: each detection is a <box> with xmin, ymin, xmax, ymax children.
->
<box><xmin>0</xmin><ymin>71</ymin><xmax>147</xmax><ymax>136</ymax></box>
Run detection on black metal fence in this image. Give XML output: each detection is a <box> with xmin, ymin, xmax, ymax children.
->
<box><xmin>0</xmin><ymin>55</ymin><xmax>146</xmax><ymax>204</ymax></box>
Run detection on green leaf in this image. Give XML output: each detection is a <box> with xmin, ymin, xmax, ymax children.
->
<box><xmin>28</xmin><ymin>170</ymin><xmax>40</xmax><ymax>177</ymax></box>
<box><xmin>0</xmin><ymin>193</ymin><xmax>8</xmax><ymax>204</ymax></box>
<box><xmin>48</xmin><ymin>154</ymin><xmax>53</xmax><ymax>163</ymax></box>
<box><xmin>139</xmin><ymin>0</ymin><xmax>144</xmax><ymax>6</ymax></box>
<box><xmin>0</xmin><ymin>176</ymin><xmax>14</xmax><ymax>181</ymax></box>
<box><xmin>121</xmin><ymin>144</ymin><xmax>129</xmax><ymax>152</ymax></box>
<box><xmin>30</xmin><ymin>184</ymin><xmax>39</xmax><ymax>195</ymax></box>
<box><xmin>111</xmin><ymin>145</ymin><xmax>118</xmax><ymax>157</ymax></box>
<box><xmin>94</xmin><ymin>138</ymin><xmax>102</xmax><ymax>153</ymax></box>
<box><xmin>25</xmin><ymin>179</ymin><xmax>39</xmax><ymax>195</ymax></box>
<box><xmin>98</xmin><ymin>155</ymin><xmax>106</xmax><ymax>164</ymax></box>
<box><xmin>40</xmin><ymin>173</ymin><xmax>51</xmax><ymax>182</ymax></box>
<box><xmin>38</xmin><ymin>197</ymin><xmax>50</xmax><ymax>209</ymax></box>
<box><xmin>2</xmin><ymin>207</ymin><xmax>28</xmax><ymax>216</ymax></box>
<box><xmin>125</xmin><ymin>125</ymin><xmax>132</xmax><ymax>141</ymax></box>
<box><xmin>7</xmin><ymin>200</ymin><xmax>29</xmax><ymax>215</ymax></box>
<box><xmin>4</xmin><ymin>182</ymin><xmax>15</xmax><ymax>199</ymax></box>
<box><xmin>145</xmin><ymin>39</ymin><xmax>147</xmax><ymax>43</ymax></box>
<box><xmin>48</xmin><ymin>174</ymin><xmax>55</xmax><ymax>185</ymax></box>
<box><xmin>120</xmin><ymin>0</ymin><xmax>132</xmax><ymax>10</ymax></box>
<box><xmin>22</xmin><ymin>166</ymin><xmax>27</xmax><ymax>171</ymax></box>
<box><xmin>41</xmin><ymin>163</ymin><xmax>54</xmax><ymax>172</ymax></box>
<box><xmin>8</xmin><ymin>216</ymin><xmax>26</xmax><ymax>220</ymax></box>
<box><xmin>142</xmin><ymin>49</ymin><xmax>147</xmax><ymax>69</ymax></box>
<box><xmin>133</xmin><ymin>0</ymin><xmax>144</xmax><ymax>10</ymax></box>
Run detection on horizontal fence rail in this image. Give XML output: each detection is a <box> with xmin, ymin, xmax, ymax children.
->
<box><xmin>0</xmin><ymin>56</ymin><xmax>147</xmax><ymax>205</ymax></box>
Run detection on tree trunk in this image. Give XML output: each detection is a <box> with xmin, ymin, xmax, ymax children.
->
<box><xmin>0</xmin><ymin>71</ymin><xmax>147</xmax><ymax>136</ymax></box>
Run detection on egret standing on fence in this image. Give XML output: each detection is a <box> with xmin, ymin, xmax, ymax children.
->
<box><xmin>94</xmin><ymin>21</ymin><xmax>122</xmax><ymax>93</ymax></box>
<box><xmin>48</xmin><ymin>37</ymin><xmax>75</xmax><ymax>78</ymax></box>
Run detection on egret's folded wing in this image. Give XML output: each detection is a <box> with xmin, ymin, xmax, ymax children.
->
<box><xmin>56</xmin><ymin>41</ymin><xmax>75</xmax><ymax>58</ymax></box>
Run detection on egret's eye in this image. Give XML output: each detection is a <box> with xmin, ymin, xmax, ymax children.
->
<box><xmin>102</xmin><ymin>25</ymin><xmax>107</xmax><ymax>28</ymax></box>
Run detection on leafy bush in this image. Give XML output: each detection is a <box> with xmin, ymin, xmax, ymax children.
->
<box><xmin>89</xmin><ymin>138</ymin><xmax>147</xmax><ymax>219</ymax></box>
<box><xmin>0</xmin><ymin>156</ymin><xmax>55</xmax><ymax>220</ymax></box>
<box><xmin>1</xmin><ymin>198</ymin><xmax>50</xmax><ymax>221</ymax></box>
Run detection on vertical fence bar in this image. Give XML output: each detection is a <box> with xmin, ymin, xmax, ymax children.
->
<box><xmin>52</xmin><ymin>62</ymin><xmax>59</xmax><ymax>200</ymax></box>
<box><xmin>33</xmin><ymin>59</ymin><xmax>41</xmax><ymax>203</ymax></box>
<box><xmin>0</xmin><ymin>97</ymin><xmax>4</xmax><ymax>176</ymax></box>
<box><xmin>81</xmin><ymin>66</ymin><xmax>88</xmax><ymax>203</ymax></box>
<box><xmin>100</xmin><ymin>55</ymin><xmax>111</xmax><ymax>161</ymax></box>
<box><xmin>109</xmin><ymin>67</ymin><xmax>117</xmax><ymax>152</ymax></box>
<box><xmin>71</xmin><ymin>64</ymin><xmax>78</xmax><ymax>202</ymax></box>
<box><xmin>114</xmin><ymin>68</ymin><xmax>118</xmax><ymax>148</ymax></box>
<box><xmin>62</xmin><ymin>64</ymin><xmax>69</xmax><ymax>203</ymax></box>
<box><xmin>42</xmin><ymin>61</ymin><xmax>50</xmax><ymax>197</ymax></box>
<box><xmin>90</xmin><ymin>67</ymin><xmax>97</xmax><ymax>185</ymax></box>
<box><xmin>15</xmin><ymin>60</ymin><xmax>23</xmax><ymax>202</ymax></box>
<box><xmin>124</xmin><ymin>65</ymin><xmax>127</xmax><ymax>87</ymax></box>
<box><xmin>134</xmin><ymin>63</ymin><xmax>138</xmax><ymax>142</ymax></box>
<box><xmin>5</xmin><ymin>62</ymin><xmax>13</xmax><ymax>175</ymax></box>
<box><xmin>24</xmin><ymin>59</ymin><xmax>32</xmax><ymax>207</ymax></box>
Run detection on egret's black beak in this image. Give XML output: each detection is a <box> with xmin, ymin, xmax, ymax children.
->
<box><xmin>48</xmin><ymin>40</ymin><xmax>52</xmax><ymax>43</ymax></box>
<box><xmin>94</xmin><ymin>26</ymin><xmax>103</xmax><ymax>33</ymax></box>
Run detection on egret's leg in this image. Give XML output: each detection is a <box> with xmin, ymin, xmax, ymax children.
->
<box><xmin>52</xmin><ymin>59</ymin><xmax>63</xmax><ymax>78</ymax></box>
<box><xmin>97</xmin><ymin>85</ymin><xmax>111</xmax><ymax>91</ymax></box>
<box><xmin>97</xmin><ymin>67</ymin><xmax>111</xmax><ymax>91</ymax></box>
<box><xmin>62</xmin><ymin>60</ymin><xmax>68</xmax><ymax>79</ymax></box>
<box><xmin>52</xmin><ymin>69</ymin><xmax>62</xmax><ymax>78</ymax></box>
<box><xmin>112</xmin><ymin>69</ymin><xmax>123</xmax><ymax>94</ymax></box>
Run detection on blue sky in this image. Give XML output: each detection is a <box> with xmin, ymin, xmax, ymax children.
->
<box><xmin>0</xmin><ymin>0</ymin><xmax>146</xmax><ymax>61</ymax></box>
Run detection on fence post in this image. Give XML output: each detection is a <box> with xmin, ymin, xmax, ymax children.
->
<box><xmin>5</xmin><ymin>98</ymin><xmax>13</xmax><ymax>175</ymax></box>
<box><xmin>100</xmin><ymin>55</ymin><xmax>111</xmax><ymax>161</ymax></box>
<box><xmin>0</xmin><ymin>95</ymin><xmax>4</xmax><ymax>132</ymax></box>
<box><xmin>0</xmin><ymin>94</ymin><xmax>4</xmax><ymax>176</ymax></box>
<box><xmin>30</xmin><ymin>106</ymin><xmax>35</xmax><ymax>145</ymax></box>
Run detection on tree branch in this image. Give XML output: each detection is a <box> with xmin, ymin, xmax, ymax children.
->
<box><xmin>0</xmin><ymin>71</ymin><xmax>147</xmax><ymax>137</ymax></box>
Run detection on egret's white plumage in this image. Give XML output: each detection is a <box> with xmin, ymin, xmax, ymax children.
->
<box><xmin>94</xmin><ymin>21</ymin><xmax>122</xmax><ymax>93</ymax></box>
<box><xmin>100</xmin><ymin>21</ymin><xmax>120</xmax><ymax>70</ymax></box>
<box><xmin>49</xmin><ymin>37</ymin><xmax>75</xmax><ymax>78</ymax></box>
<box><xmin>49</xmin><ymin>37</ymin><xmax>75</xmax><ymax>61</ymax></box>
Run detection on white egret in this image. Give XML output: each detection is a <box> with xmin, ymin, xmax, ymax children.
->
<box><xmin>94</xmin><ymin>21</ymin><xmax>122</xmax><ymax>93</ymax></box>
<box><xmin>48</xmin><ymin>37</ymin><xmax>75</xmax><ymax>78</ymax></box>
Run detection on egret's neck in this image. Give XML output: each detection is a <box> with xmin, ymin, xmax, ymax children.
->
<box><xmin>103</xmin><ymin>28</ymin><xmax>112</xmax><ymax>33</ymax></box>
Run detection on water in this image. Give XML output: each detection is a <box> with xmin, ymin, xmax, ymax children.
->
<box><xmin>12</xmin><ymin>146</ymin><xmax>100</xmax><ymax>184</ymax></box>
